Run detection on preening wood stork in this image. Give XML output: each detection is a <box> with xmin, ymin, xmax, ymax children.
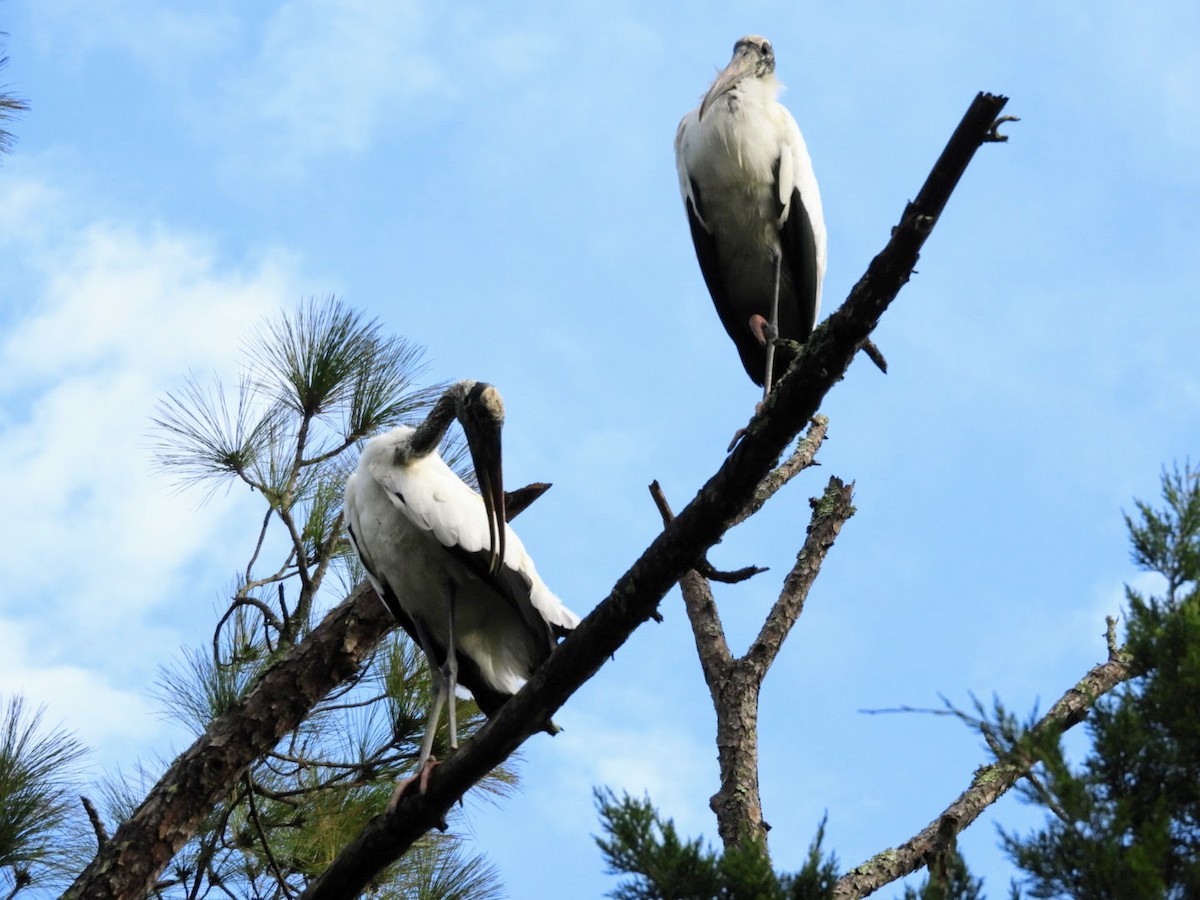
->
<box><xmin>343</xmin><ymin>380</ymin><xmax>579</xmax><ymax>796</ymax></box>
<box><xmin>675</xmin><ymin>35</ymin><xmax>827</xmax><ymax>401</ymax></box>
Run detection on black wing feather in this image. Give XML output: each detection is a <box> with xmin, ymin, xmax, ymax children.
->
<box><xmin>777</xmin><ymin>184</ymin><xmax>819</xmax><ymax>339</ymax></box>
<box><xmin>685</xmin><ymin>186</ymin><xmax>767</xmax><ymax>385</ymax></box>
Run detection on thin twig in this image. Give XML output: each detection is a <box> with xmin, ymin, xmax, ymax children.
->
<box><xmin>859</xmin><ymin>338</ymin><xmax>888</xmax><ymax>373</ymax></box>
<box><xmin>243</xmin><ymin>775</ymin><xmax>295</xmax><ymax>898</ymax></box>
<box><xmin>730</xmin><ymin>416</ymin><xmax>829</xmax><ymax>530</ymax></box>
<box><xmin>213</xmin><ymin>596</ymin><xmax>284</xmax><ymax>664</ymax></box>
<box><xmin>80</xmin><ymin>795</ymin><xmax>109</xmax><ymax>849</ymax></box>
<box><xmin>245</xmin><ymin>507</ymin><xmax>273</xmax><ymax>586</ymax></box>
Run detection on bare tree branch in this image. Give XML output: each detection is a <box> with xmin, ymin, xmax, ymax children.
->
<box><xmin>735</xmin><ymin>415</ymin><xmax>829</xmax><ymax>529</ymax></box>
<box><xmin>859</xmin><ymin>338</ymin><xmax>889</xmax><ymax>373</ymax></box>
<box><xmin>700</xmin><ymin>476</ymin><xmax>855</xmax><ymax>848</ymax></box>
<box><xmin>650</xmin><ymin>418</ymin><xmax>846</xmax><ymax>849</ymax></box>
<box><xmin>744</xmin><ymin>477</ymin><xmax>855</xmax><ymax>680</ymax></box>
<box><xmin>651</xmin><ymin>478</ymin><xmax>767</xmax><ymax>585</ymax></box>
<box><xmin>833</xmin><ymin>652</ymin><xmax>1133</xmax><ymax>898</ymax></box>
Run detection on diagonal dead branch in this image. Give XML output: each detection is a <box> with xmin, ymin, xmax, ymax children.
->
<box><xmin>832</xmin><ymin>652</ymin><xmax>1132</xmax><ymax>898</ymax></box>
<box><xmin>744</xmin><ymin>477</ymin><xmax>856</xmax><ymax>680</ymax></box>
<box><xmin>63</xmin><ymin>582</ymin><xmax>394</xmax><ymax>900</ymax></box>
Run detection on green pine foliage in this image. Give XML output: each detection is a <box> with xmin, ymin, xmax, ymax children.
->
<box><xmin>1002</xmin><ymin>462</ymin><xmax>1200</xmax><ymax>899</ymax></box>
<box><xmin>594</xmin><ymin>788</ymin><xmax>837</xmax><ymax>900</ymax></box>
<box><xmin>897</xmin><ymin>846</ymin><xmax>985</xmax><ymax>900</ymax></box>
<box><xmin>0</xmin><ymin>695</ymin><xmax>88</xmax><ymax>896</ymax></box>
<box><xmin>0</xmin><ymin>38</ymin><xmax>30</xmax><ymax>158</ymax></box>
<box><xmin>119</xmin><ymin>297</ymin><xmax>513</xmax><ymax>898</ymax></box>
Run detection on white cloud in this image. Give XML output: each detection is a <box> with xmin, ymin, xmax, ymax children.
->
<box><xmin>0</xmin><ymin>175</ymin><xmax>300</xmax><ymax>696</ymax></box>
<box><xmin>0</xmin><ymin>618</ymin><xmax>170</xmax><ymax>770</ymax></box>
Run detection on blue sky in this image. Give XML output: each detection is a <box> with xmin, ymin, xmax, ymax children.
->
<box><xmin>2</xmin><ymin>1</ymin><xmax>1198</xmax><ymax>896</ymax></box>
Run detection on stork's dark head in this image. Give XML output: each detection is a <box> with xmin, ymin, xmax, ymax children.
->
<box><xmin>699</xmin><ymin>34</ymin><xmax>776</xmax><ymax>120</ymax></box>
<box><xmin>457</xmin><ymin>381</ymin><xmax>507</xmax><ymax>575</ymax></box>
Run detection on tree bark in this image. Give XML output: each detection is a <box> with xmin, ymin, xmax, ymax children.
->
<box><xmin>63</xmin><ymin>582</ymin><xmax>394</xmax><ymax>900</ymax></box>
<box><xmin>677</xmin><ymin>473</ymin><xmax>856</xmax><ymax>850</ymax></box>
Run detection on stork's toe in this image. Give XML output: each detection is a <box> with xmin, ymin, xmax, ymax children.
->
<box><xmin>387</xmin><ymin>757</ymin><xmax>442</xmax><ymax>812</ymax></box>
<box><xmin>748</xmin><ymin>314</ymin><xmax>777</xmax><ymax>346</ymax></box>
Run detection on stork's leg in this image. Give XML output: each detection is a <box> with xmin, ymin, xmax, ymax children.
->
<box><xmin>442</xmin><ymin>585</ymin><xmax>459</xmax><ymax>752</ymax></box>
<box><xmin>411</xmin><ymin>618</ymin><xmax>448</xmax><ymax>770</ymax></box>
<box><xmin>760</xmin><ymin>250</ymin><xmax>783</xmax><ymax>402</ymax></box>
<box><xmin>388</xmin><ymin>619</ymin><xmax>449</xmax><ymax>809</ymax></box>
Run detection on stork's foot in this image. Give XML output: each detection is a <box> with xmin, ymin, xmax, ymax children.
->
<box><xmin>387</xmin><ymin>757</ymin><xmax>442</xmax><ymax>812</ymax></box>
<box><xmin>727</xmin><ymin>425</ymin><xmax>748</xmax><ymax>452</ymax></box>
<box><xmin>726</xmin><ymin>397</ymin><xmax>770</xmax><ymax>452</ymax></box>
<box><xmin>748</xmin><ymin>313</ymin><xmax>777</xmax><ymax>346</ymax></box>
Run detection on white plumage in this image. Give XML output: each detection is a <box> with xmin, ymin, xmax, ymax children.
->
<box><xmin>675</xmin><ymin>35</ymin><xmax>826</xmax><ymax>397</ymax></box>
<box><xmin>343</xmin><ymin>381</ymin><xmax>578</xmax><ymax>791</ymax></box>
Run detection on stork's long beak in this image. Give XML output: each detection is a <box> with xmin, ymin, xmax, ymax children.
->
<box><xmin>462</xmin><ymin>388</ymin><xmax>507</xmax><ymax>576</ymax></box>
<box><xmin>699</xmin><ymin>50</ymin><xmax>755</xmax><ymax>120</ymax></box>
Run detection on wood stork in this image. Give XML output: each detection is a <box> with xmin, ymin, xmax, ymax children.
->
<box><xmin>343</xmin><ymin>380</ymin><xmax>579</xmax><ymax>796</ymax></box>
<box><xmin>675</xmin><ymin>35</ymin><xmax>827</xmax><ymax>402</ymax></box>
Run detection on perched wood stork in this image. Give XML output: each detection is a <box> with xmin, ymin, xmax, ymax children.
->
<box><xmin>675</xmin><ymin>35</ymin><xmax>827</xmax><ymax>401</ymax></box>
<box><xmin>343</xmin><ymin>380</ymin><xmax>579</xmax><ymax>795</ymax></box>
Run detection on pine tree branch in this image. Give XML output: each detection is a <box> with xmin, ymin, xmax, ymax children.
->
<box><xmin>61</xmin><ymin>483</ymin><xmax>555</xmax><ymax>900</ymax></box>
<box><xmin>62</xmin><ymin>582</ymin><xmax>394</xmax><ymax>900</ymax></box>
<box><xmin>299</xmin><ymin>91</ymin><xmax>1011</xmax><ymax>900</ymax></box>
<box><xmin>832</xmin><ymin>653</ymin><xmax>1133</xmax><ymax>899</ymax></box>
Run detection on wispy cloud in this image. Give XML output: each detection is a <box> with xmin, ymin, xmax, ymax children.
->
<box><xmin>0</xmin><ymin>175</ymin><xmax>300</xmax><ymax>706</ymax></box>
<box><xmin>0</xmin><ymin>619</ymin><xmax>169</xmax><ymax>771</ymax></box>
